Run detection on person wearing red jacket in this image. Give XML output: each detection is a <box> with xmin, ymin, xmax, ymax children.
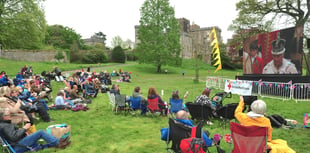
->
<box><xmin>244</xmin><ymin>40</ymin><xmax>264</xmax><ymax>74</ymax></box>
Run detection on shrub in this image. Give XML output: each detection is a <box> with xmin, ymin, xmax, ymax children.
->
<box><xmin>112</xmin><ymin>46</ymin><xmax>125</xmax><ymax>63</ymax></box>
<box><xmin>82</xmin><ymin>50</ymin><xmax>108</xmax><ymax>64</ymax></box>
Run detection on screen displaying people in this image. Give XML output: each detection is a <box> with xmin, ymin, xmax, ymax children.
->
<box><xmin>244</xmin><ymin>40</ymin><xmax>264</xmax><ymax>74</ymax></box>
<box><xmin>242</xmin><ymin>26</ymin><xmax>303</xmax><ymax>75</ymax></box>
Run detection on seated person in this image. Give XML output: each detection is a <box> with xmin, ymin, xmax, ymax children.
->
<box><xmin>0</xmin><ymin>110</ymin><xmax>70</xmax><ymax>152</ymax></box>
<box><xmin>110</xmin><ymin>84</ymin><xmax>120</xmax><ymax>95</ymax></box>
<box><xmin>132</xmin><ymin>86</ymin><xmax>147</xmax><ymax>114</ymax></box>
<box><xmin>194</xmin><ymin>87</ymin><xmax>214</xmax><ymax>109</ymax></box>
<box><xmin>147</xmin><ymin>87</ymin><xmax>167</xmax><ymax>115</ymax></box>
<box><xmin>235</xmin><ymin>96</ymin><xmax>296</xmax><ymax>153</ymax></box>
<box><xmin>83</xmin><ymin>79</ymin><xmax>98</xmax><ymax>98</ymax></box>
<box><xmin>170</xmin><ymin>92</ymin><xmax>186</xmax><ymax>113</ymax></box>
<box><xmin>69</xmin><ymin>85</ymin><xmax>85</xmax><ymax>104</ymax></box>
<box><xmin>54</xmin><ymin>90</ymin><xmax>72</xmax><ymax>109</ymax></box>
<box><xmin>161</xmin><ymin>110</ymin><xmax>213</xmax><ymax>147</ymax></box>
<box><xmin>0</xmin><ymin>86</ymin><xmax>31</xmax><ymax>125</ymax></box>
<box><xmin>12</xmin><ymin>86</ymin><xmax>52</xmax><ymax>123</ymax></box>
<box><xmin>211</xmin><ymin>95</ymin><xmax>222</xmax><ymax>110</ymax></box>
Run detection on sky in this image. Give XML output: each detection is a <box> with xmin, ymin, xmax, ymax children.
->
<box><xmin>43</xmin><ymin>0</ymin><xmax>240</xmax><ymax>47</ymax></box>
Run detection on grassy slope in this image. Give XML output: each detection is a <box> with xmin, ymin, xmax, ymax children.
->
<box><xmin>1</xmin><ymin>58</ymin><xmax>309</xmax><ymax>153</ymax></box>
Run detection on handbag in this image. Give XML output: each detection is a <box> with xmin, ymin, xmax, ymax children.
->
<box><xmin>46</xmin><ymin>123</ymin><xmax>71</xmax><ymax>139</ymax></box>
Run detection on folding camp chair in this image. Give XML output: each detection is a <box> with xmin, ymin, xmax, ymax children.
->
<box><xmin>166</xmin><ymin>118</ymin><xmax>208</xmax><ymax>153</ymax></box>
<box><xmin>169</xmin><ymin>98</ymin><xmax>184</xmax><ymax>117</ymax></box>
<box><xmin>147</xmin><ymin>97</ymin><xmax>162</xmax><ymax>116</ymax></box>
<box><xmin>0</xmin><ymin>134</ymin><xmax>38</xmax><ymax>153</ymax></box>
<box><xmin>216</xmin><ymin>103</ymin><xmax>238</xmax><ymax>128</ymax></box>
<box><xmin>107</xmin><ymin>91</ymin><xmax>116</xmax><ymax>112</ymax></box>
<box><xmin>114</xmin><ymin>94</ymin><xmax>128</xmax><ymax>114</ymax></box>
<box><xmin>130</xmin><ymin>96</ymin><xmax>141</xmax><ymax>110</ymax></box>
<box><xmin>185</xmin><ymin>102</ymin><xmax>213</xmax><ymax>122</ymax></box>
<box><xmin>83</xmin><ymin>84</ymin><xmax>97</xmax><ymax>98</ymax></box>
<box><xmin>230</xmin><ymin>122</ymin><xmax>268</xmax><ymax>153</ymax></box>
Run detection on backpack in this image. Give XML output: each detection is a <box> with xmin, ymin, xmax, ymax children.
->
<box><xmin>267</xmin><ymin>114</ymin><xmax>287</xmax><ymax>128</ymax></box>
<box><xmin>180</xmin><ymin>126</ymin><xmax>205</xmax><ymax>153</ymax></box>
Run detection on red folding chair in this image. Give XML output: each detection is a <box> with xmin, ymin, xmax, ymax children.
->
<box><xmin>147</xmin><ymin>97</ymin><xmax>161</xmax><ymax>114</ymax></box>
<box><xmin>230</xmin><ymin>122</ymin><xmax>268</xmax><ymax>153</ymax></box>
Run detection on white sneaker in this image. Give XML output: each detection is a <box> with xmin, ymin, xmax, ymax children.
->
<box><xmin>206</xmin><ymin>121</ymin><xmax>214</xmax><ymax>125</ymax></box>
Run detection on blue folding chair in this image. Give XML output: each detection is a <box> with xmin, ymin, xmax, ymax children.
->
<box><xmin>169</xmin><ymin>98</ymin><xmax>184</xmax><ymax>115</ymax></box>
<box><xmin>130</xmin><ymin>96</ymin><xmax>141</xmax><ymax>110</ymax></box>
<box><xmin>0</xmin><ymin>134</ymin><xmax>38</xmax><ymax>153</ymax></box>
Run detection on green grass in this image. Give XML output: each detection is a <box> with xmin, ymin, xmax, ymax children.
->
<box><xmin>1</xmin><ymin>59</ymin><xmax>309</xmax><ymax>152</ymax></box>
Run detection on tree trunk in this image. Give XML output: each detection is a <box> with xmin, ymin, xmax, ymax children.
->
<box><xmin>195</xmin><ymin>57</ymin><xmax>199</xmax><ymax>82</ymax></box>
<box><xmin>157</xmin><ymin>64</ymin><xmax>161</xmax><ymax>72</ymax></box>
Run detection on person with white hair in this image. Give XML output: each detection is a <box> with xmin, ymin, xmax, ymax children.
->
<box><xmin>235</xmin><ymin>96</ymin><xmax>296</xmax><ymax>153</ymax></box>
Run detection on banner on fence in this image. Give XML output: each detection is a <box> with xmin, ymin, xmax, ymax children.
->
<box><xmin>224</xmin><ymin>80</ymin><xmax>253</xmax><ymax>95</ymax></box>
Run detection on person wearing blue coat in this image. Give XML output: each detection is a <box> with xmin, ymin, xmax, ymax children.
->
<box><xmin>161</xmin><ymin>110</ymin><xmax>213</xmax><ymax>147</ymax></box>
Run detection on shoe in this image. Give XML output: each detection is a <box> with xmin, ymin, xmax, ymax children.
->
<box><xmin>56</xmin><ymin>140</ymin><xmax>71</xmax><ymax>149</ymax></box>
<box><xmin>60</xmin><ymin>136</ymin><xmax>71</xmax><ymax>142</ymax></box>
<box><xmin>206</xmin><ymin>121</ymin><xmax>214</xmax><ymax>125</ymax></box>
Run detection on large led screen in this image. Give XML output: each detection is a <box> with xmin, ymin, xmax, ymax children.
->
<box><xmin>243</xmin><ymin>26</ymin><xmax>303</xmax><ymax>75</ymax></box>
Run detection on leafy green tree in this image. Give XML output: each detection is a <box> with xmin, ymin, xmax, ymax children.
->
<box><xmin>124</xmin><ymin>39</ymin><xmax>134</xmax><ymax>49</ymax></box>
<box><xmin>82</xmin><ymin>43</ymin><xmax>108</xmax><ymax>64</ymax></box>
<box><xmin>55</xmin><ymin>50</ymin><xmax>65</xmax><ymax>62</ymax></box>
<box><xmin>112</xmin><ymin>46</ymin><xmax>125</xmax><ymax>63</ymax></box>
<box><xmin>136</xmin><ymin>0</ymin><xmax>181</xmax><ymax>72</ymax></box>
<box><xmin>45</xmin><ymin>25</ymin><xmax>84</xmax><ymax>50</ymax></box>
<box><xmin>90</xmin><ymin>31</ymin><xmax>106</xmax><ymax>45</ymax></box>
<box><xmin>0</xmin><ymin>0</ymin><xmax>46</xmax><ymax>49</ymax></box>
<box><xmin>111</xmin><ymin>35</ymin><xmax>125</xmax><ymax>49</ymax></box>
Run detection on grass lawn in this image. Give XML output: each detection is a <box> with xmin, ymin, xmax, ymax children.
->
<box><xmin>1</xmin><ymin>58</ymin><xmax>309</xmax><ymax>153</ymax></box>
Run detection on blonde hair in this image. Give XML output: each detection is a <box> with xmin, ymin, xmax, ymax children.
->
<box><xmin>250</xmin><ymin>100</ymin><xmax>267</xmax><ymax>115</ymax></box>
<box><xmin>0</xmin><ymin>86</ymin><xmax>11</xmax><ymax>96</ymax></box>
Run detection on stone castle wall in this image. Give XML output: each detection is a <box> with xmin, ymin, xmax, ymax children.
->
<box><xmin>0</xmin><ymin>50</ymin><xmax>68</xmax><ymax>62</ymax></box>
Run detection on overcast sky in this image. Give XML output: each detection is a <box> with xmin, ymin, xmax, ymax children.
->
<box><xmin>43</xmin><ymin>0</ymin><xmax>239</xmax><ymax>47</ymax></box>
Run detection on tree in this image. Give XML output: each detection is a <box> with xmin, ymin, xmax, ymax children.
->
<box><xmin>90</xmin><ymin>31</ymin><xmax>106</xmax><ymax>45</ymax></box>
<box><xmin>82</xmin><ymin>43</ymin><xmax>108</xmax><ymax>64</ymax></box>
<box><xmin>45</xmin><ymin>25</ymin><xmax>84</xmax><ymax>50</ymax></box>
<box><xmin>124</xmin><ymin>39</ymin><xmax>134</xmax><ymax>49</ymax></box>
<box><xmin>136</xmin><ymin>0</ymin><xmax>181</xmax><ymax>72</ymax></box>
<box><xmin>0</xmin><ymin>0</ymin><xmax>46</xmax><ymax>49</ymax></box>
<box><xmin>112</xmin><ymin>46</ymin><xmax>126</xmax><ymax>63</ymax></box>
<box><xmin>55</xmin><ymin>50</ymin><xmax>65</xmax><ymax>62</ymax></box>
<box><xmin>111</xmin><ymin>35</ymin><xmax>125</xmax><ymax>49</ymax></box>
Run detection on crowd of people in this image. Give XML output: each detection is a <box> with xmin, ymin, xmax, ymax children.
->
<box><xmin>0</xmin><ymin>64</ymin><xmax>297</xmax><ymax>152</ymax></box>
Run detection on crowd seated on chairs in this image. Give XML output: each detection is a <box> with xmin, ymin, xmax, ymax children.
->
<box><xmin>235</xmin><ymin>96</ymin><xmax>296</xmax><ymax>153</ymax></box>
<box><xmin>160</xmin><ymin>110</ymin><xmax>214</xmax><ymax>152</ymax></box>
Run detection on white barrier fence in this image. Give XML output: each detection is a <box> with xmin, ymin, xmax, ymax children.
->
<box><xmin>206</xmin><ymin>76</ymin><xmax>310</xmax><ymax>102</ymax></box>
